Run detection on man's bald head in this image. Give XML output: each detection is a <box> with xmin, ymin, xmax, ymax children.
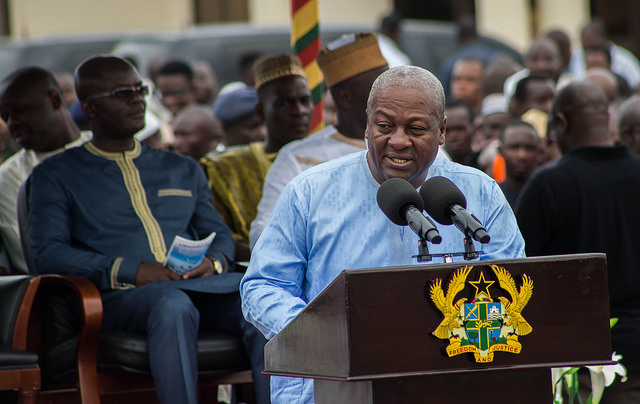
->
<box><xmin>553</xmin><ymin>80</ymin><xmax>609</xmax><ymax>116</ymax></box>
<box><xmin>551</xmin><ymin>80</ymin><xmax>611</xmax><ymax>153</ymax></box>
<box><xmin>1</xmin><ymin>67</ymin><xmax>62</xmax><ymax>96</ymax></box>
<box><xmin>367</xmin><ymin>65</ymin><xmax>445</xmax><ymax>121</ymax></box>
<box><xmin>75</xmin><ymin>55</ymin><xmax>139</xmax><ymax>101</ymax></box>
<box><xmin>171</xmin><ymin>105</ymin><xmax>222</xmax><ymax>160</ymax></box>
<box><xmin>584</xmin><ymin>68</ymin><xmax>618</xmax><ymax>102</ymax></box>
<box><xmin>618</xmin><ymin>96</ymin><xmax>640</xmax><ymax>154</ymax></box>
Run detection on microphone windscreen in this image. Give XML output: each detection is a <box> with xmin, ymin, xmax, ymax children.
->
<box><xmin>419</xmin><ymin>176</ymin><xmax>467</xmax><ymax>225</ymax></box>
<box><xmin>376</xmin><ymin>178</ymin><xmax>424</xmax><ymax>226</ymax></box>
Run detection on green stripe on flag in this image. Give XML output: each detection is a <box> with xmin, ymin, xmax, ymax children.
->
<box><xmin>293</xmin><ymin>23</ymin><xmax>320</xmax><ymax>55</ymax></box>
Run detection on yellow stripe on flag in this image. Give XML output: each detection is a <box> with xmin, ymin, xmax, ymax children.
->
<box><xmin>291</xmin><ymin>0</ymin><xmax>319</xmax><ymax>46</ymax></box>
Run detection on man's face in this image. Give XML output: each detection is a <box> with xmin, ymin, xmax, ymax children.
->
<box><xmin>499</xmin><ymin>124</ymin><xmax>541</xmax><ymax>181</ymax></box>
<box><xmin>156</xmin><ymin>74</ymin><xmax>195</xmax><ymax>115</ymax></box>
<box><xmin>451</xmin><ymin>60</ymin><xmax>483</xmax><ymax>109</ymax></box>
<box><xmin>225</xmin><ymin>114</ymin><xmax>267</xmax><ymax>147</ymax></box>
<box><xmin>260</xmin><ymin>75</ymin><xmax>312</xmax><ymax>144</ymax></box>
<box><xmin>443</xmin><ymin>105</ymin><xmax>474</xmax><ymax>162</ymax></box>
<box><xmin>172</xmin><ymin>115</ymin><xmax>221</xmax><ymax>160</ymax></box>
<box><xmin>366</xmin><ymin>86</ymin><xmax>445</xmax><ymax>187</ymax></box>
<box><xmin>585</xmin><ymin>50</ymin><xmax>610</xmax><ymax>70</ymax></box>
<box><xmin>191</xmin><ymin>62</ymin><xmax>218</xmax><ymax>105</ymax></box>
<box><xmin>0</xmin><ymin>82</ymin><xmax>60</xmax><ymax>152</ymax></box>
<box><xmin>526</xmin><ymin>41</ymin><xmax>562</xmax><ymax>81</ymax></box>
<box><xmin>84</xmin><ymin>67</ymin><xmax>147</xmax><ymax>139</ymax></box>
<box><xmin>523</xmin><ymin>80</ymin><xmax>556</xmax><ymax>114</ymax></box>
<box><xmin>480</xmin><ymin>112</ymin><xmax>509</xmax><ymax>142</ymax></box>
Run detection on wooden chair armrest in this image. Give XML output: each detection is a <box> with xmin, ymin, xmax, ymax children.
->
<box><xmin>38</xmin><ymin>274</ymin><xmax>103</xmax><ymax>404</ymax></box>
<box><xmin>12</xmin><ymin>275</ymin><xmax>41</xmax><ymax>350</ymax></box>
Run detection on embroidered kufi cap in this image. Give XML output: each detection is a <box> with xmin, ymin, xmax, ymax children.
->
<box><xmin>253</xmin><ymin>54</ymin><xmax>306</xmax><ymax>90</ymax></box>
<box><xmin>317</xmin><ymin>33</ymin><xmax>387</xmax><ymax>87</ymax></box>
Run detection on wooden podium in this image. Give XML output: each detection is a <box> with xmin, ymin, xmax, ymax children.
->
<box><xmin>264</xmin><ymin>253</ymin><xmax>613</xmax><ymax>403</ymax></box>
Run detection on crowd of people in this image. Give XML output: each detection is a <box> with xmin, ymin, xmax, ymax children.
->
<box><xmin>0</xmin><ymin>12</ymin><xmax>639</xmax><ymax>404</ymax></box>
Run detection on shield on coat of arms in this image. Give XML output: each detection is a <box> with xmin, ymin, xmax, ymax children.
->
<box><xmin>463</xmin><ymin>298</ymin><xmax>503</xmax><ymax>351</ymax></box>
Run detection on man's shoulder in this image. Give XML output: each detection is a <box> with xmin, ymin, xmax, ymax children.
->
<box><xmin>35</xmin><ymin>144</ymin><xmax>86</xmax><ymax>169</ymax></box>
<box><xmin>431</xmin><ymin>157</ymin><xmax>495</xmax><ymax>183</ymax></box>
<box><xmin>201</xmin><ymin>145</ymin><xmax>257</xmax><ymax>173</ymax></box>
<box><xmin>0</xmin><ymin>149</ymin><xmax>29</xmax><ymax>177</ymax></box>
<box><xmin>204</xmin><ymin>144</ymin><xmax>253</xmax><ymax>163</ymax></box>
<box><xmin>142</xmin><ymin>147</ymin><xmax>204</xmax><ymax>176</ymax></box>
<box><xmin>278</xmin><ymin>126</ymin><xmax>338</xmax><ymax>154</ymax></box>
<box><xmin>290</xmin><ymin>150</ymin><xmax>364</xmax><ymax>183</ymax></box>
<box><xmin>275</xmin><ymin>126</ymin><xmax>365</xmax><ymax>167</ymax></box>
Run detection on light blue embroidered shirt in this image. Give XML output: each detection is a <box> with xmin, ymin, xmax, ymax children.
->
<box><xmin>241</xmin><ymin>151</ymin><xmax>524</xmax><ymax>403</ymax></box>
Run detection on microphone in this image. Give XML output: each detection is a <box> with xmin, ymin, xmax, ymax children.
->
<box><xmin>419</xmin><ymin>176</ymin><xmax>490</xmax><ymax>244</ymax></box>
<box><xmin>376</xmin><ymin>178</ymin><xmax>442</xmax><ymax>244</ymax></box>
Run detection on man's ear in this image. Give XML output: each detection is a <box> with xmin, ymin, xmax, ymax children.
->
<box><xmin>332</xmin><ymin>87</ymin><xmax>352</xmax><ymax>109</ymax></box>
<box><xmin>255</xmin><ymin>102</ymin><xmax>264</xmax><ymax>119</ymax></box>
<box><xmin>439</xmin><ymin>116</ymin><xmax>447</xmax><ymax>145</ymax></box>
<box><xmin>47</xmin><ymin>90</ymin><xmax>63</xmax><ymax>110</ymax></box>
<box><xmin>555</xmin><ymin>112</ymin><xmax>568</xmax><ymax>135</ymax></box>
<box><xmin>621</xmin><ymin>128</ymin><xmax>634</xmax><ymax>149</ymax></box>
<box><xmin>81</xmin><ymin>100</ymin><xmax>96</xmax><ymax>119</ymax></box>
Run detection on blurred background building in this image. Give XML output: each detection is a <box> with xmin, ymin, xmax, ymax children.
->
<box><xmin>0</xmin><ymin>0</ymin><xmax>638</xmax><ymax>55</ymax></box>
<box><xmin>0</xmin><ymin>0</ymin><xmax>637</xmax><ymax>86</ymax></box>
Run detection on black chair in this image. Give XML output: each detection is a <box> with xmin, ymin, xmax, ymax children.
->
<box><xmin>0</xmin><ymin>275</ymin><xmax>41</xmax><ymax>404</ymax></box>
<box><xmin>18</xmin><ymin>177</ymin><xmax>255</xmax><ymax>403</ymax></box>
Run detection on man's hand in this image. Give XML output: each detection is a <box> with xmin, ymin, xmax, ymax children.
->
<box><xmin>182</xmin><ymin>257</ymin><xmax>216</xmax><ymax>280</ymax></box>
<box><xmin>136</xmin><ymin>263</ymin><xmax>181</xmax><ymax>286</ymax></box>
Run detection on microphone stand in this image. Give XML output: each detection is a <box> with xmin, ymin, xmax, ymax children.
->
<box><xmin>431</xmin><ymin>236</ymin><xmax>484</xmax><ymax>263</ymax></box>
<box><xmin>413</xmin><ymin>238</ymin><xmax>432</xmax><ymax>262</ymax></box>
<box><xmin>463</xmin><ymin>235</ymin><xmax>480</xmax><ymax>260</ymax></box>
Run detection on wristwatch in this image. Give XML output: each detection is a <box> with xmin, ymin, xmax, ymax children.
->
<box><xmin>206</xmin><ymin>256</ymin><xmax>223</xmax><ymax>274</ymax></box>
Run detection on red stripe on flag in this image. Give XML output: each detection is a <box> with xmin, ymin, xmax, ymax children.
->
<box><xmin>291</xmin><ymin>0</ymin><xmax>308</xmax><ymax>14</ymax></box>
<box><xmin>311</xmin><ymin>100</ymin><xmax>324</xmax><ymax>132</ymax></box>
<box><xmin>297</xmin><ymin>37</ymin><xmax>321</xmax><ymax>67</ymax></box>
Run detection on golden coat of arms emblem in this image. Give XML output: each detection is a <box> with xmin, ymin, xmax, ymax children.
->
<box><xmin>429</xmin><ymin>265</ymin><xmax>534</xmax><ymax>363</ymax></box>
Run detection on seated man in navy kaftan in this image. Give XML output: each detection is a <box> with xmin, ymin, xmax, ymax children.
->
<box><xmin>29</xmin><ymin>56</ymin><xmax>270</xmax><ymax>404</ymax></box>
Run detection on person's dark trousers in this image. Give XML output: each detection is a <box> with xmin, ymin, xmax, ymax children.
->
<box><xmin>102</xmin><ymin>284</ymin><xmax>270</xmax><ymax>404</ymax></box>
<box><xmin>193</xmin><ymin>290</ymin><xmax>271</xmax><ymax>404</ymax></box>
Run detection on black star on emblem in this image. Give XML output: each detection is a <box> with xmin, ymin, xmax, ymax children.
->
<box><xmin>469</xmin><ymin>272</ymin><xmax>495</xmax><ymax>299</ymax></box>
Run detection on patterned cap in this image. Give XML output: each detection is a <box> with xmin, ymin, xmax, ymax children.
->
<box><xmin>317</xmin><ymin>33</ymin><xmax>388</xmax><ymax>87</ymax></box>
<box><xmin>253</xmin><ymin>54</ymin><xmax>306</xmax><ymax>90</ymax></box>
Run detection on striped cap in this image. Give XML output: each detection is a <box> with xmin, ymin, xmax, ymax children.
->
<box><xmin>253</xmin><ymin>54</ymin><xmax>306</xmax><ymax>90</ymax></box>
<box><xmin>317</xmin><ymin>33</ymin><xmax>388</xmax><ymax>87</ymax></box>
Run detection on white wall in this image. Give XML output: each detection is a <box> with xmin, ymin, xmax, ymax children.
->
<box><xmin>248</xmin><ymin>0</ymin><xmax>392</xmax><ymax>25</ymax></box>
<box><xmin>9</xmin><ymin>0</ymin><xmax>193</xmax><ymax>38</ymax></box>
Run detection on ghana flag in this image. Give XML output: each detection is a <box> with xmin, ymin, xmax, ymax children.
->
<box><xmin>291</xmin><ymin>0</ymin><xmax>324</xmax><ymax>133</ymax></box>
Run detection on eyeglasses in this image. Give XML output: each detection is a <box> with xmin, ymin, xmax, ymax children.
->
<box><xmin>85</xmin><ymin>85</ymin><xmax>149</xmax><ymax>101</ymax></box>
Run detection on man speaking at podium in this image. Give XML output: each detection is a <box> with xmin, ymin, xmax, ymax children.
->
<box><xmin>241</xmin><ymin>65</ymin><xmax>525</xmax><ymax>403</ymax></box>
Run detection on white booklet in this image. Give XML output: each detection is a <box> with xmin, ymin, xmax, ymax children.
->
<box><xmin>164</xmin><ymin>232</ymin><xmax>216</xmax><ymax>275</ymax></box>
